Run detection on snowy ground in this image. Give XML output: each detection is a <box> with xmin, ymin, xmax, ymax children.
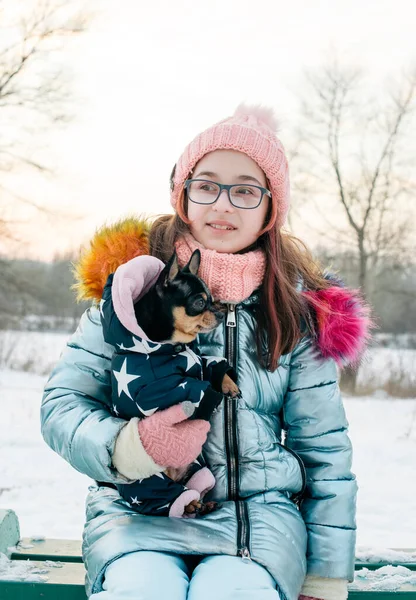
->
<box><xmin>0</xmin><ymin>330</ymin><xmax>415</xmax><ymax>547</ymax></box>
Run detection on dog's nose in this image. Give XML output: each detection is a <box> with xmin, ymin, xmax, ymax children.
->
<box><xmin>215</xmin><ymin>310</ymin><xmax>224</xmax><ymax>321</ymax></box>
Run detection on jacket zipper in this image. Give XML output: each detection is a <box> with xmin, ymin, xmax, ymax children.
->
<box><xmin>276</xmin><ymin>442</ymin><xmax>307</xmax><ymax>507</ymax></box>
<box><xmin>225</xmin><ymin>303</ymin><xmax>251</xmax><ymax>561</ymax></box>
<box><xmin>238</xmin><ymin>500</ymin><xmax>251</xmax><ymax>562</ymax></box>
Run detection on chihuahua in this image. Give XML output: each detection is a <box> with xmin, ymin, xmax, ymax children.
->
<box><xmin>133</xmin><ymin>249</ymin><xmax>240</xmax><ymax>515</ymax></box>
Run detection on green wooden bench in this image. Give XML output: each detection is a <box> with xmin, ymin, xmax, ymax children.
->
<box><xmin>1</xmin><ymin>509</ymin><xmax>416</xmax><ymax>598</ymax></box>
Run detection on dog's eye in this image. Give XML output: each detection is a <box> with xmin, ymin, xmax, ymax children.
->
<box><xmin>193</xmin><ymin>296</ymin><xmax>206</xmax><ymax>311</ymax></box>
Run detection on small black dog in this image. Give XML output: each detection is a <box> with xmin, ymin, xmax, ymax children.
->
<box><xmin>133</xmin><ymin>249</ymin><xmax>240</xmax><ymax>515</ymax></box>
<box><xmin>135</xmin><ymin>250</ymin><xmax>223</xmax><ymax>343</ymax></box>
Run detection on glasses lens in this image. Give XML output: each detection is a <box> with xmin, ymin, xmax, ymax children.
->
<box><xmin>230</xmin><ymin>185</ymin><xmax>262</xmax><ymax>208</ymax></box>
<box><xmin>188</xmin><ymin>180</ymin><xmax>220</xmax><ymax>204</ymax></box>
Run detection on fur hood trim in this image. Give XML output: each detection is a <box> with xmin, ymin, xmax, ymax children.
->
<box><xmin>72</xmin><ymin>217</ymin><xmax>150</xmax><ymax>302</ymax></box>
<box><xmin>303</xmin><ymin>284</ymin><xmax>372</xmax><ymax>367</ymax></box>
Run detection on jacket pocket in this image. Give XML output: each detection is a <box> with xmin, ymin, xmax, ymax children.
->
<box><xmin>276</xmin><ymin>442</ymin><xmax>306</xmax><ymax>507</ymax></box>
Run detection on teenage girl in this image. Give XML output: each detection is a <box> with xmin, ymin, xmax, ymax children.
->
<box><xmin>41</xmin><ymin>105</ymin><xmax>369</xmax><ymax>600</ymax></box>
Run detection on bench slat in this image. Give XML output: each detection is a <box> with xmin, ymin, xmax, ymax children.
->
<box><xmin>10</xmin><ymin>538</ymin><xmax>83</xmax><ymax>563</ymax></box>
<box><xmin>1</xmin><ymin>578</ymin><xmax>416</xmax><ymax>598</ymax></box>
<box><xmin>0</xmin><ymin>582</ymin><xmax>86</xmax><ymax>600</ymax></box>
<box><xmin>350</xmin><ymin>591</ymin><xmax>416</xmax><ymax>599</ymax></box>
<box><xmin>1</xmin><ymin>559</ymin><xmax>416</xmax><ymax>598</ymax></box>
<box><xmin>0</xmin><ymin>561</ymin><xmax>86</xmax><ymax>599</ymax></box>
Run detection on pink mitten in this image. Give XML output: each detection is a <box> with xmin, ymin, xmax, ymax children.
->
<box><xmin>299</xmin><ymin>596</ymin><xmax>321</xmax><ymax>600</ymax></box>
<box><xmin>138</xmin><ymin>403</ymin><xmax>210</xmax><ymax>468</ymax></box>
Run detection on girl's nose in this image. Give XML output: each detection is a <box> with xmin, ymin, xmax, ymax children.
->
<box><xmin>213</xmin><ymin>189</ymin><xmax>235</xmax><ymax>212</ymax></box>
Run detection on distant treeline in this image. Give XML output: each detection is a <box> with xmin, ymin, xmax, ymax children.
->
<box><xmin>0</xmin><ymin>255</ymin><xmax>89</xmax><ymax>331</ymax></box>
<box><xmin>316</xmin><ymin>249</ymin><xmax>416</xmax><ymax>334</ymax></box>
<box><xmin>0</xmin><ymin>251</ymin><xmax>415</xmax><ymax>333</ymax></box>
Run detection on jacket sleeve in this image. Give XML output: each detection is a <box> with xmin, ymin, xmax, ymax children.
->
<box><xmin>41</xmin><ymin>306</ymin><xmax>135</xmax><ymax>484</ymax></box>
<box><xmin>135</xmin><ymin>370</ymin><xmax>213</xmax><ymax>409</ymax></box>
<box><xmin>282</xmin><ymin>335</ymin><xmax>357</xmax><ymax>582</ymax></box>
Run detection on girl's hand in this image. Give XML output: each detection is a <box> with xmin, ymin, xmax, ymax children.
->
<box><xmin>138</xmin><ymin>403</ymin><xmax>210</xmax><ymax>468</ymax></box>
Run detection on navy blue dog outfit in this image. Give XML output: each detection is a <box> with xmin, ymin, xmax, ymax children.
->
<box><xmin>100</xmin><ymin>255</ymin><xmax>234</xmax><ymax>516</ymax></box>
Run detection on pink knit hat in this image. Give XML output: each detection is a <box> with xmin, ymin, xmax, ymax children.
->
<box><xmin>170</xmin><ymin>104</ymin><xmax>290</xmax><ymax>230</ymax></box>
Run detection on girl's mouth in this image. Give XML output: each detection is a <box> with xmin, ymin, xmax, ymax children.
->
<box><xmin>207</xmin><ymin>223</ymin><xmax>236</xmax><ymax>231</ymax></box>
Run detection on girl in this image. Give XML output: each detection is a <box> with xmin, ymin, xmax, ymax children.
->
<box><xmin>41</xmin><ymin>105</ymin><xmax>370</xmax><ymax>600</ymax></box>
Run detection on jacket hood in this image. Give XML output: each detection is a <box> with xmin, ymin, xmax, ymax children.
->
<box><xmin>111</xmin><ymin>255</ymin><xmax>164</xmax><ymax>340</ymax></box>
<box><xmin>73</xmin><ymin>216</ymin><xmax>371</xmax><ymax>367</ymax></box>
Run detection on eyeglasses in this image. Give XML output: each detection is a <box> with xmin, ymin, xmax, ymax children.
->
<box><xmin>184</xmin><ymin>179</ymin><xmax>271</xmax><ymax>210</ymax></box>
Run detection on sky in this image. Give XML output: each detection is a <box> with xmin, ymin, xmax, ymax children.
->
<box><xmin>3</xmin><ymin>0</ymin><xmax>415</xmax><ymax>260</ymax></box>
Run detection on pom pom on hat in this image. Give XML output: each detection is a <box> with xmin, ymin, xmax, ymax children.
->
<box><xmin>170</xmin><ymin>104</ymin><xmax>290</xmax><ymax>229</ymax></box>
<box><xmin>234</xmin><ymin>103</ymin><xmax>281</xmax><ymax>132</ymax></box>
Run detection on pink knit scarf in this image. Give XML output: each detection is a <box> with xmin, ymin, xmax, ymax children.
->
<box><xmin>175</xmin><ymin>234</ymin><xmax>266</xmax><ymax>304</ymax></box>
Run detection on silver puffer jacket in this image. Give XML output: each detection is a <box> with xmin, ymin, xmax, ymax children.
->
<box><xmin>41</xmin><ymin>288</ymin><xmax>359</xmax><ymax>600</ymax></box>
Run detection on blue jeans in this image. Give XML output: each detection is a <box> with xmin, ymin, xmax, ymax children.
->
<box><xmin>90</xmin><ymin>551</ymin><xmax>281</xmax><ymax>599</ymax></box>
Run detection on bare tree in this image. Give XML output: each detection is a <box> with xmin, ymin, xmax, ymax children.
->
<box><xmin>290</xmin><ymin>61</ymin><xmax>416</xmax><ymax>297</ymax></box>
<box><xmin>0</xmin><ymin>0</ymin><xmax>89</xmax><ymax>247</ymax></box>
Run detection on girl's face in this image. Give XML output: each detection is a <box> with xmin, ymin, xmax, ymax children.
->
<box><xmin>186</xmin><ymin>150</ymin><xmax>270</xmax><ymax>253</ymax></box>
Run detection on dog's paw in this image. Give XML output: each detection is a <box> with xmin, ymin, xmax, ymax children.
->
<box><xmin>184</xmin><ymin>499</ymin><xmax>221</xmax><ymax>517</ymax></box>
<box><xmin>196</xmin><ymin>500</ymin><xmax>221</xmax><ymax>516</ymax></box>
<box><xmin>184</xmin><ymin>499</ymin><xmax>201</xmax><ymax>515</ymax></box>
<box><xmin>221</xmin><ymin>374</ymin><xmax>241</xmax><ymax>398</ymax></box>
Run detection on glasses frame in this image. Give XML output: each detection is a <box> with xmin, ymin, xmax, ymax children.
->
<box><xmin>184</xmin><ymin>179</ymin><xmax>272</xmax><ymax>210</ymax></box>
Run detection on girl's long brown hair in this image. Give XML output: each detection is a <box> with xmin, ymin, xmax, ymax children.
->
<box><xmin>149</xmin><ymin>195</ymin><xmax>330</xmax><ymax>372</ymax></box>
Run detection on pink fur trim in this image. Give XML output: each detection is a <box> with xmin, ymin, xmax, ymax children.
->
<box><xmin>169</xmin><ymin>489</ymin><xmax>200</xmax><ymax>518</ymax></box>
<box><xmin>186</xmin><ymin>467</ymin><xmax>216</xmax><ymax>498</ymax></box>
<box><xmin>303</xmin><ymin>286</ymin><xmax>372</xmax><ymax>367</ymax></box>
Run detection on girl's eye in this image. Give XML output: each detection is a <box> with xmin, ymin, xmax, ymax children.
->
<box><xmin>235</xmin><ymin>186</ymin><xmax>254</xmax><ymax>195</ymax></box>
<box><xmin>200</xmin><ymin>183</ymin><xmax>216</xmax><ymax>192</ymax></box>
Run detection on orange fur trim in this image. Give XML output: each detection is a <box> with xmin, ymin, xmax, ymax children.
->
<box><xmin>72</xmin><ymin>217</ymin><xmax>150</xmax><ymax>302</ymax></box>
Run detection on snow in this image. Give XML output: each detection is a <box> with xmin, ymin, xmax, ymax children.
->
<box><xmin>350</xmin><ymin>565</ymin><xmax>416</xmax><ymax>591</ymax></box>
<box><xmin>0</xmin><ymin>552</ymin><xmax>49</xmax><ymax>582</ymax></box>
<box><xmin>0</xmin><ymin>552</ymin><xmax>64</xmax><ymax>583</ymax></box>
<box><xmin>0</xmin><ymin>330</ymin><xmax>415</xmax><ymax>555</ymax></box>
<box><xmin>0</xmin><ymin>368</ymin><xmax>91</xmax><ymax>541</ymax></box>
<box><xmin>346</xmin><ymin>396</ymin><xmax>416</xmax><ymax>547</ymax></box>
<box><xmin>374</xmin><ymin>333</ymin><xmax>416</xmax><ymax>350</ymax></box>
<box><xmin>0</xmin><ymin>330</ymin><xmax>69</xmax><ymax>375</ymax></box>
<box><xmin>357</xmin><ymin>347</ymin><xmax>416</xmax><ymax>390</ymax></box>
<box><xmin>356</xmin><ymin>548</ymin><xmax>416</xmax><ymax>563</ymax></box>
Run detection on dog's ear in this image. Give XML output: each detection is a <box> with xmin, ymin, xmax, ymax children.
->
<box><xmin>183</xmin><ymin>249</ymin><xmax>201</xmax><ymax>276</ymax></box>
<box><xmin>163</xmin><ymin>251</ymin><xmax>180</xmax><ymax>286</ymax></box>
